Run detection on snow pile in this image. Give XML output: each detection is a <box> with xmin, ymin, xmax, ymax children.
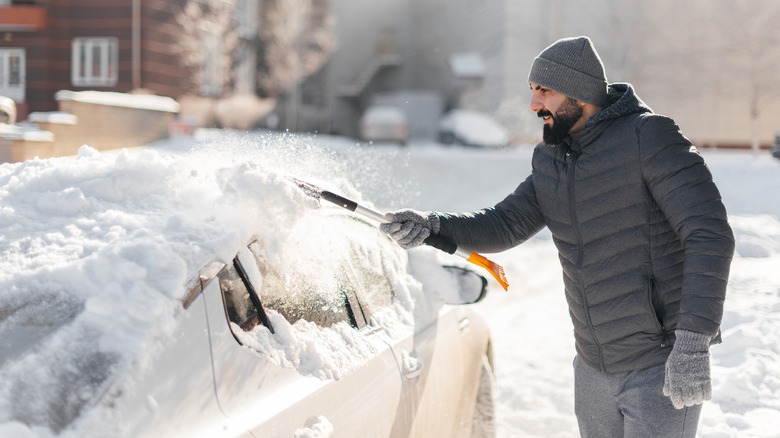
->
<box><xmin>0</xmin><ymin>134</ymin><xmax>449</xmax><ymax>436</ymax></box>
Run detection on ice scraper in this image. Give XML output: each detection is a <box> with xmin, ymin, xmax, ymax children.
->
<box><xmin>288</xmin><ymin>177</ymin><xmax>509</xmax><ymax>291</ymax></box>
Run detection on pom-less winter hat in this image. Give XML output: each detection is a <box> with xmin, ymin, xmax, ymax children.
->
<box><xmin>528</xmin><ymin>36</ymin><xmax>608</xmax><ymax>107</ymax></box>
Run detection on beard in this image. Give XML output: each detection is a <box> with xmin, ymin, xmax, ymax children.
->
<box><xmin>538</xmin><ymin>98</ymin><xmax>584</xmax><ymax>146</ymax></box>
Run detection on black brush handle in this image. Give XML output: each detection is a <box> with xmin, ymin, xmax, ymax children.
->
<box><xmin>321</xmin><ymin>191</ymin><xmax>358</xmax><ymax>212</ymax></box>
<box><xmin>423</xmin><ymin>233</ymin><xmax>458</xmax><ymax>255</ymax></box>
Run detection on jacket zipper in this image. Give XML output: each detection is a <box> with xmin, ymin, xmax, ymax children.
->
<box><xmin>566</xmin><ymin>150</ymin><xmax>606</xmax><ymax>372</ymax></box>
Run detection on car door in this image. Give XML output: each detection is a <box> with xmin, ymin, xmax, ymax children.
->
<box><xmin>102</xmin><ymin>271</ymin><xmax>248</xmax><ymax>438</ymax></box>
<box><xmin>405</xmin><ymin>304</ymin><xmax>489</xmax><ymax>438</ymax></box>
<box><xmin>368</xmin><ymin>304</ymin><xmax>470</xmax><ymax>437</ymax></box>
<box><xmin>200</xmin><ymin>244</ymin><xmax>411</xmax><ymax>437</ymax></box>
<box><xmin>354</xmin><ymin>267</ymin><xmax>489</xmax><ymax>438</ymax></box>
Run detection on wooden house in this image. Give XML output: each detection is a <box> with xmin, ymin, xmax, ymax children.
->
<box><xmin>0</xmin><ymin>0</ymin><xmax>259</xmax><ymax>124</ymax></box>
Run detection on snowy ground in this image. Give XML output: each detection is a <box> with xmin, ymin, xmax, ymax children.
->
<box><xmin>1</xmin><ymin>129</ymin><xmax>779</xmax><ymax>437</ymax></box>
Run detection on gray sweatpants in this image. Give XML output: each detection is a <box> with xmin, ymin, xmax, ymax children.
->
<box><xmin>574</xmin><ymin>355</ymin><xmax>702</xmax><ymax>438</ymax></box>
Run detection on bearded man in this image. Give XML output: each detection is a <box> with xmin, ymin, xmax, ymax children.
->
<box><xmin>381</xmin><ymin>36</ymin><xmax>735</xmax><ymax>438</ymax></box>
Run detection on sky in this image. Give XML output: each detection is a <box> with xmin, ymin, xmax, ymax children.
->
<box><xmin>1</xmin><ymin>129</ymin><xmax>779</xmax><ymax>437</ymax></box>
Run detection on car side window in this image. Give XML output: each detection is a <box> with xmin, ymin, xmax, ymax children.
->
<box><xmin>217</xmin><ymin>261</ymin><xmax>263</xmax><ymax>333</ymax></box>
<box><xmin>339</xmin><ymin>251</ymin><xmax>394</xmax><ymax>323</ymax></box>
<box><xmin>246</xmin><ymin>240</ymin><xmax>357</xmax><ymax>328</ymax></box>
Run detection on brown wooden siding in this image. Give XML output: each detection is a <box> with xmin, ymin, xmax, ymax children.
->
<box><xmin>0</xmin><ymin>0</ymin><xmax>213</xmax><ymax>119</ymax></box>
<box><xmin>140</xmin><ymin>0</ymin><xmax>192</xmax><ymax>98</ymax></box>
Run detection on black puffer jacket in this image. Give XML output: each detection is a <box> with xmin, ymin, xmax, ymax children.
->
<box><xmin>436</xmin><ymin>83</ymin><xmax>735</xmax><ymax>373</ymax></box>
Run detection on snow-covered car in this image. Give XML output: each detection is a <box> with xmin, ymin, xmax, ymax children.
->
<box><xmin>439</xmin><ymin>109</ymin><xmax>510</xmax><ymax>148</ymax></box>
<box><xmin>0</xmin><ymin>144</ymin><xmax>494</xmax><ymax>437</ymax></box>
<box><xmin>359</xmin><ymin>105</ymin><xmax>408</xmax><ymax>145</ymax></box>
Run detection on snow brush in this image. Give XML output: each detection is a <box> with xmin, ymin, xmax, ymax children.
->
<box><xmin>288</xmin><ymin>177</ymin><xmax>509</xmax><ymax>291</ymax></box>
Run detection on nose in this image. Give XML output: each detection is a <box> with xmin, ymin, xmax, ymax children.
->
<box><xmin>529</xmin><ymin>94</ymin><xmax>543</xmax><ymax>113</ymax></box>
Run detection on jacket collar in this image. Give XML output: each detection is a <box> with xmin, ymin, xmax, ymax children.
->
<box><xmin>564</xmin><ymin>83</ymin><xmax>653</xmax><ymax>153</ymax></box>
<box><xmin>587</xmin><ymin>82</ymin><xmax>653</xmax><ymax>126</ymax></box>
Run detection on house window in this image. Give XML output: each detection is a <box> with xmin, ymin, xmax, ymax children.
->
<box><xmin>0</xmin><ymin>48</ymin><xmax>25</xmax><ymax>102</ymax></box>
<box><xmin>71</xmin><ymin>38</ymin><xmax>118</xmax><ymax>87</ymax></box>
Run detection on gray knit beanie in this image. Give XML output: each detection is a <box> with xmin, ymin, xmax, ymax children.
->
<box><xmin>528</xmin><ymin>36</ymin><xmax>608</xmax><ymax>106</ymax></box>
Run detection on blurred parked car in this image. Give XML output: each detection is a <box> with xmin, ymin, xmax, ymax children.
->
<box><xmin>2</xmin><ymin>169</ymin><xmax>495</xmax><ymax>437</ymax></box>
<box><xmin>772</xmin><ymin>131</ymin><xmax>780</xmax><ymax>159</ymax></box>
<box><xmin>439</xmin><ymin>109</ymin><xmax>510</xmax><ymax>148</ymax></box>
<box><xmin>359</xmin><ymin>105</ymin><xmax>408</xmax><ymax>145</ymax></box>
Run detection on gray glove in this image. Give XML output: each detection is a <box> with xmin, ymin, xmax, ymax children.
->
<box><xmin>663</xmin><ymin>329</ymin><xmax>712</xmax><ymax>409</ymax></box>
<box><xmin>380</xmin><ymin>209</ymin><xmax>440</xmax><ymax>249</ymax></box>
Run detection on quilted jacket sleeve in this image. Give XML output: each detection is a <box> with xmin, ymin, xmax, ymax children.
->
<box><xmin>434</xmin><ymin>174</ymin><xmax>546</xmax><ymax>253</ymax></box>
<box><xmin>638</xmin><ymin>115</ymin><xmax>735</xmax><ymax>337</ymax></box>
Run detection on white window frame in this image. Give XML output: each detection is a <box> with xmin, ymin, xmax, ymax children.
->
<box><xmin>71</xmin><ymin>37</ymin><xmax>118</xmax><ymax>87</ymax></box>
<box><xmin>0</xmin><ymin>48</ymin><xmax>25</xmax><ymax>103</ymax></box>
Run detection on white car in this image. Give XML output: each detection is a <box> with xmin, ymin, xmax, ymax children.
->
<box><xmin>439</xmin><ymin>110</ymin><xmax>510</xmax><ymax>148</ymax></box>
<box><xmin>359</xmin><ymin>105</ymin><xmax>408</xmax><ymax>145</ymax></box>
<box><xmin>119</xmin><ymin>232</ymin><xmax>494</xmax><ymax>437</ymax></box>
<box><xmin>0</xmin><ymin>147</ymin><xmax>494</xmax><ymax>437</ymax></box>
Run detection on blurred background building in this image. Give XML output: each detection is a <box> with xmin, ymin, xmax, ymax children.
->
<box><xmin>2</xmin><ymin>0</ymin><xmax>779</xmax><ymax>153</ymax></box>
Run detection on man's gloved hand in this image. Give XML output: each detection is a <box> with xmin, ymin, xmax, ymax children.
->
<box><xmin>380</xmin><ymin>209</ymin><xmax>440</xmax><ymax>249</ymax></box>
<box><xmin>663</xmin><ymin>329</ymin><xmax>712</xmax><ymax>409</ymax></box>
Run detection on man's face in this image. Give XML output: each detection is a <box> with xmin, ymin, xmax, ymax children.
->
<box><xmin>529</xmin><ymin>83</ymin><xmax>584</xmax><ymax>145</ymax></box>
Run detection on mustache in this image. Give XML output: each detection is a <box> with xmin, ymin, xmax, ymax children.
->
<box><xmin>537</xmin><ymin>110</ymin><xmax>553</xmax><ymax>119</ymax></box>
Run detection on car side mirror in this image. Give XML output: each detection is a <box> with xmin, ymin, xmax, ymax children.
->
<box><xmin>442</xmin><ymin>265</ymin><xmax>488</xmax><ymax>305</ymax></box>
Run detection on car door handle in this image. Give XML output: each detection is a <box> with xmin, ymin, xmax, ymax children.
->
<box><xmin>401</xmin><ymin>350</ymin><xmax>423</xmax><ymax>379</ymax></box>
